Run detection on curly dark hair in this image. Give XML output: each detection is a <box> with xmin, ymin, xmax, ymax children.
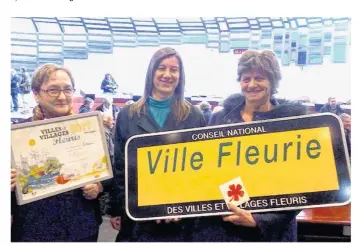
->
<box><xmin>236</xmin><ymin>50</ymin><xmax>282</xmax><ymax>95</ymax></box>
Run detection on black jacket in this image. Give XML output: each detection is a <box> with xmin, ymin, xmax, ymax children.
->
<box><xmin>202</xmin><ymin>108</ymin><xmax>212</xmax><ymax>124</ymax></box>
<box><xmin>320</xmin><ymin>104</ymin><xmax>344</xmax><ymax>115</ymax></box>
<box><xmin>78</xmin><ymin>105</ymin><xmax>91</xmax><ymax>114</ymax></box>
<box><xmin>11</xmin><ymin>74</ymin><xmax>21</xmax><ymax>95</ymax></box>
<box><xmin>101</xmin><ymin>79</ymin><xmax>118</xmax><ymax>93</ymax></box>
<box><xmin>19</xmin><ymin>72</ymin><xmax>31</xmax><ymax>94</ymax></box>
<box><xmin>345</xmin><ymin>129</ymin><xmax>351</xmax><ymax>158</ymax></box>
<box><xmin>108</xmin><ymin>102</ymin><xmax>206</xmax><ymax>242</ymax></box>
<box><xmin>194</xmin><ymin>93</ymin><xmax>307</xmax><ymax>242</ymax></box>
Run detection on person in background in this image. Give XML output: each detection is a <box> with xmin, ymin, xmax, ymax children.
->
<box><xmin>320</xmin><ymin>97</ymin><xmax>344</xmax><ymax>115</ymax></box>
<box><xmin>19</xmin><ymin>67</ymin><xmax>32</xmax><ymax>114</ymax></box>
<box><xmin>212</xmin><ymin>101</ymin><xmax>224</xmax><ymax>114</ymax></box>
<box><xmin>11</xmin><ymin>69</ymin><xmax>21</xmax><ymax>113</ymax></box>
<box><xmin>124</xmin><ymin>99</ymin><xmax>135</xmax><ymax>106</ymax></box>
<box><xmin>96</xmin><ymin>95</ymin><xmax>119</xmax><ymax>120</ymax></box>
<box><xmin>108</xmin><ymin>47</ymin><xmax>206</xmax><ymax>242</ymax></box>
<box><xmin>102</xmin><ymin>112</ymin><xmax>115</xmax><ymax>160</ymax></box>
<box><xmin>199</xmin><ymin>101</ymin><xmax>212</xmax><ymax>124</ymax></box>
<box><xmin>98</xmin><ymin>112</ymin><xmax>115</xmax><ymax>217</ymax></box>
<box><xmin>340</xmin><ymin>113</ymin><xmax>351</xmax><ymax>158</ymax></box>
<box><xmin>194</xmin><ymin>50</ymin><xmax>306</xmax><ymax>242</ymax></box>
<box><xmin>78</xmin><ymin>97</ymin><xmax>94</xmax><ymax>114</ymax></box>
<box><xmin>11</xmin><ymin>63</ymin><xmax>103</xmax><ymax>242</ymax></box>
<box><xmin>117</xmin><ymin>100</ymin><xmax>135</xmax><ymax>115</ymax></box>
<box><xmin>101</xmin><ymin>73</ymin><xmax>118</xmax><ymax>94</ymax></box>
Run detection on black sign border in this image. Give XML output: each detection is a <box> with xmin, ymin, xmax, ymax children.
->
<box><xmin>125</xmin><ymin>113</ymin><xmax>351</xmax><ymax>221</ymax></box>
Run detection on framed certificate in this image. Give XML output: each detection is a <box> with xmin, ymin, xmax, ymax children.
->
<box><xmin>11</xmin><ymin>112</ymin><xmax>113</xmax><ymax>205</ymax></box>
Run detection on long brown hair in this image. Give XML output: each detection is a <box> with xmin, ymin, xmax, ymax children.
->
<box><xmin>129</xmin><ymin>47</ymin><xmax>191</xmax><ymax>124</ymax></box>
<box><xmin>31</xmin><ymin>63</ymin><xmax>75</xmax><ymax>121</ymax></box>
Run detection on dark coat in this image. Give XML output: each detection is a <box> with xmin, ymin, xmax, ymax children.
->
<box><xmin>11</xmin><ymin>117</ymin><xmax>102</xmax><ymax>242</ymax></box>
<box><xmin>320</xmin><ymin>104</ymin><xmax>344</xmax><ymax>115</ymax></box>
<box><xmin>194</xmin><ymin>93</ymin><xmax>307</xmax><ymax>242</ymax></box>
<box><xmin>202</xmin><ymin>108</ymin><xmax>212</xmax><ymax>124</ymax></box>
<box><xmin>78</xmin><ymin>104</ymin><xmax>91</xmax><ymax>114</ymax></box>
<box><xmin>11</xmin><ymin>74</ymin><xmax>21</xmax><ymax>95</ymax></box>
<box><xmin>101</xmin><ymin>79</ymin><xmax>118</xmax><ymax>93</ymax></box>
<box><xmin>345</xmin><ymin>129</ymin><xmax>351</xmax><ymax>158</ymax></box>
<box><xmin>19</xmin><ymin>72</ymin><xmax>32</xmax><ymax>94</ymax></box>
<box><xmin>108</xmin><ymin>102</ymin><xmax>206</xmax><ymax>242</ymax></box>
<box><xmin>96</xmin><ymin>104</ymin><xmax>119</xmax><ymax>120</ymax></box>
<box><xmin>104</xmin><ymin>126</ymin><xmax>115</xmax><ymax>159</ymax></box>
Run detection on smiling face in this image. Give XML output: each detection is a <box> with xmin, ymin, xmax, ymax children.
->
<box><xmin>152</xmin><ymin>56</ymin><xmax>180</xmax><ymax>99</ymax></box>
<box><xmin>33</xmin><ymin>70</ymin><xmax>74</xmax><ymax>118</ymax></box>
<box><xmin>240</xmin><ymin>69</ymin><xmax>272</xmax><ymax>105</ymax></box>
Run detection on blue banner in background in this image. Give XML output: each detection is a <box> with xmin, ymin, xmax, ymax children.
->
<box><xmin>11</xmin><ymin>17</ymin><xmax>351</xmax><ymax>72</ymax></box>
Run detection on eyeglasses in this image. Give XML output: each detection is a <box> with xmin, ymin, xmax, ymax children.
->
<box><xmin>40</xmin><ymin>88</ymin><xmax>75</xmax><ymax>97</ymax></box>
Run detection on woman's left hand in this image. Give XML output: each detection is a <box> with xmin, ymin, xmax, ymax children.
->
<box><xmin>81</xmin><ymin>182</ymin><xmax>103</xmax><ymax>200</ymax></box>
<box><xmin>222</xmin><ymin>203</ymin><xmax>257</xmax><ymax>227</ymax></box>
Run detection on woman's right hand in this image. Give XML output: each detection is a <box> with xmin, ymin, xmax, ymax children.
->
<box><xmin>110</xmin><ymin>216</ymin><xmax>121</xmax><ymax>231</ymax></box>
<box><xmin>156</xmin><ymin>218</ymin><xmax>181</xmax><ymax>224</ymax></box>
<box><xmin>11</xmin><ymin>169</ymin><xmax>16</xmax><ymax>192</ymax></box>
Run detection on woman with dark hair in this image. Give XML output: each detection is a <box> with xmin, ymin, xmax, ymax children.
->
<box><xmin>193</xmin><ymin>50</ymin><xmax>307</xmax><ymax>242</ymax></box>
<box><xmin>108</xmin><ymin>47</ymin><xmax>206</xmax><ymax>242</ymax></box>
<box><xmin>101</xmin><ymin>73</ymin><xmax>118</xmax><ymax>94</ymax></box>
<box><xmin>11</xmin><ymin>64</ymin><xmax>103</xmax><ymax>242</ymax></box>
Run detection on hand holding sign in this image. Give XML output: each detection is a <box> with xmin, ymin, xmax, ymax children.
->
<box><xmin>156</xmin><ymin>218</ymin><xmax>181</xmax><ymax>224</ymax></box>
<box><xmin>219</xmin><ymin>177</ymin><xmax>250</xmax><ymax>208</ymax></box>
<box><xmin>110</xmin><ymin>217</ymin><xmax>121</xmax><ymax>231</ymax></box>
<box><xmin>223</xmin><ymin>203</ymin><xmax>257</xmax><ymax>227</ymax></box>
<box><xmin>81</xmin><ymin>182</ymin><xmax>102</xmax><ymax>200</ymax></box>
<box><xmin>220</xmin><ymin>177</ymin><xmax>255</xmax><ymax>227</ymax></box>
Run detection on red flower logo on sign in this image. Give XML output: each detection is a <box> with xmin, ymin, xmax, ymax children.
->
<box><xmin>227</xmin><ymin>184</ymin><xmax>244</xmax><ymax>202</ymax></box>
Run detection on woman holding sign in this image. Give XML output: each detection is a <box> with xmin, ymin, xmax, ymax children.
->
<box><xmin>108</xmin><ymin>47</ymin><xmax>206</xmax><ymax>242</ymax></box>
<box><xmin>11</xmin><ymin>64</ymin><xmax>103</xmax><ymax>242</ymax></box>
<box><xmin>192</xmin><ymin>50</ymin><xmax>307</xmax><ymax>242</ymax></box>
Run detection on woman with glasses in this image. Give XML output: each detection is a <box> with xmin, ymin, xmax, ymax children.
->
<box><xmin>11</xmin><ymin>64</ymin><xmax>103</xmax><ymax>242</ymax></box>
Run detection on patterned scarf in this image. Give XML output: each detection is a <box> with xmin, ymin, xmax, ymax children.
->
<box><xmin>32</xmin><ymin>105</ymin><xmax>74</xmax><ymax>121</ymax></box>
